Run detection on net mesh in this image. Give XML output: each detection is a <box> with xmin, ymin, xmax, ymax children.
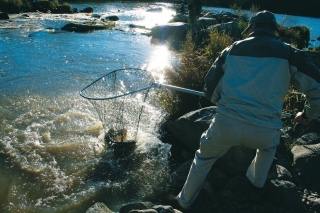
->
<box><xmin>80</xmin><ymin>68</ymin><xmax>155</xmax><ymax>100</ymax></box>
<box><xmin>80</xmin><ymin>68</ymin><xmax>155</xmax><ymax>142</ymax></box>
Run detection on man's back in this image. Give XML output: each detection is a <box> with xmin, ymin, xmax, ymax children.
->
<box><xmin>216</xmin><ymin>28</ymin><xmax>292</xmax><ymax>128</ymax></box>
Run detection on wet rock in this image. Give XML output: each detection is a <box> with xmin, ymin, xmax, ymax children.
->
<box><xmin>21</xmin><ymin>13</ymin><xmax>29</xmax><ymax>18</ymax></box>
<box><xmin>61</xmin><ymin>22</ymin><xmax>111</xmax><ymax>33</ymax></box>
<box><xmin>119</xmin><ymin>202</ymin><xmax>154</xmax><ymax>213</ymax></box>
<box><xmin>202</xmin><ymin>11</ymin><xmax>239</xmax><ymax>23</ymax></box>
<box><xmin>292</xmin><ymin>143</ymin><xmax>320</xmax><ymax>191</ymax></box>
<box><xmin>206</xmin><ymin>168</ymin><xmax>229</xmax><ymax>191</ymax></box>
<box><xmin>197</xmin><ymin>21</ymin><xmax>241</xmax><ymax>45</ymax></box>
<box><xmin>167</xmin><ymin>106</ymin><xmax>216</xmax><ymax>151</ymax></box>
<box><xmin>80</xmin><ymin>7</ymin><xmax>94</xmax><ymax>13</ymax></box>
<box><xmin>266</xmin><ymin>180</ymin><xmax>306</xmax><ymax>213</ymax></box>
<box><xmin>91</xmin><ymin>13</ymin><xmax>101</xmax><ymax>18</ymax></box>
<box><xmin>86</xmin><ymin>202</ymin><xmax>113</xmax><ymax>213</ymax></box>
<box><xmin>150</xmin><ymin>22</ymin><xmax>188</xmax><ymax>46</ymax></box>
<box><xmin>196</xmin><ymin>17</ymin><xmax>218</xmax><ymax>29</ymax></box>
<box><xmin>215</xmin><ymin>145</ymin><xmax>256</xmax><ymax>176</ymax></box>
<box><xmin>295</xmin><ymin>132</ymin><xmax>320</xmax><ymax>145</ymax></box>
<box><xmin>104</xmin><ymin>15</ymin><xmax>119</xmax><ymax>21</ymax></box>
<box><xmin>167</xmin><ymin>159</ymin><xmax>192</xmax><ymax>193</ymax></box>
<box><xmin>267</xmin><ymin>164</ymin><xmax>293</xmax><ymax>182</ymax></box>
<box><xmin>128</xmin><ymin>24</ymin><xmax>147</xmax><ymax>29</ymax></box>
<box><xmin>167</xmin><ymin>106</ymin><xmax>256</xmax><ymax>176</ymax></box>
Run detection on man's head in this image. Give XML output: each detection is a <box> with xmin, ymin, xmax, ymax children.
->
<box><xmin>242</xmin><ymin>10</ymin><xmax>277</xmax><ymax>35</ymax></box>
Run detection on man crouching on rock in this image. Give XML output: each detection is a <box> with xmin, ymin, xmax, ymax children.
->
<box><xmin>169</xmin><ymin>10</ymin><xmax>320</xmax><ymax>212</ymax></box>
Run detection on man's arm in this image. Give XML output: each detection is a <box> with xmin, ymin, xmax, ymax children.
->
<box><xmin>203</xmin><ymin>46</ymin><xmax>230</xmax><ymax>102</ymax></box>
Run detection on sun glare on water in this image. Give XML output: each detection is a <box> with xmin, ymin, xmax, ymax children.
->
<box><xmin>143</xmin><ymin>45</ymin><xmax>172</xmax><ymax>83</ymax></box>
<box><xmin>142</xmin><ymin>6</ymin><xmax>176</xmax><ymax>29</ymax></box>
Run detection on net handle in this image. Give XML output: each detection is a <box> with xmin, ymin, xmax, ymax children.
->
<box><xmin>153</xmin><ymin>82</ymin><xmax>205</xmax><ymax>97</ymax></box>
<box><xmin>153</xmin><ymin>83</ymin><xmax>294</xmax><ymax>119</ymax></box>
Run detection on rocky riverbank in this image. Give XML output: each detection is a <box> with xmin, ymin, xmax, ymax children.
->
<box><xmin>85</xmin><ymin>106</ymin><xmax>320</xmax><ymax>213</ymax></box>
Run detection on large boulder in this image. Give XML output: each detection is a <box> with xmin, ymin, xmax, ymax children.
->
<box><xmin>196</xmin><ymin>17</ymin><xmax>218</xmax><ymax>29</ymax></box>
<box><xmin>167</xmin><ymin>106</ymin><xmax>216</xmax><ymax>151</ymax></box>
<box><xmin>196</xmin><ymin>21</ymin><xmax>241</xmax><ymax>46</ymax></box>
<box><xmin>266</xmin><ymin>180</ymin><xmax>306</xmax><ymax>213</ymax></box>
<box><xmin>150</xmin><ymin>22</ymin><xmax>188</xmax><ymax>46</ymax></box>
<box><xmin>202</xmin><ymin>11</ymin><xmax>239</xmax><ymax>23</ymax></box>
<box><xmin>291</xmin><ymin>143</ymin><xmax>320</xmax><ymax>191</ymax></box>
<box><xmin>119</xmin><ymin>202</ymin><xmax>154</xmax><ymax>213</ymax></box>
<box><xmin>167</xmin><ymin>106</ymin><xmax>256</xmax><ymax>176</ymax></box>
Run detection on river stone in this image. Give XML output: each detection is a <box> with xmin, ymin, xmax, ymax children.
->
<box><xmin>119</xmin><ymin>202</ymin><xmax>154</xmax><ymax>213</ymax></box>
<box><xmin>104</xmin><ymin>15</ymin><xmax>119</xmax><ymax>21</ymax></box>
<box><xmin>196</xmin><ymin>17</ymin><xmax>218</xmax><ymax>29</ymax></box>
<box><xmin>267</xmin><ymin>164</ymin><xmax>293</xmax><ymax>182</ymax></box>
<box><xmin>167</xmin><ymin>106</ymin><xmax>216</xmax><ymax>151</ymax></box>
<box><xmin>167</xmin><ymin>106</ymin><xmax>256</xmax><ymax>176</ymax></box>
<box><xmin>61</xmin><ymin>23</ymin><xmax>109</xmax><ymax>33</ymax></box>
<box><xmin>80</xmin><ymin>7</ymin><xmax>94</xmax><ymax>13</ymax></box>
<box><xmin>291</xmin><ymin>143</ymin><xmax>320</xmax><ymax>191</ymax></box>
<box><xmin>152</xmin><ymin>205</ymin><xmax>176</xmax><ymax>212</ymax></box>
<box><xmin>295</xmin><ymin>132</ymin><xmax>320</xmax><ymax>145</ymax></box>
<box><xmin>86</xmin><ymin>202</ymin><xmax>113</xmax><ymax>213</ymax></box>
<box><xmin>167</xmin><ymin>159</ymin><xmax>193</xmax><ymax>192</ymax></box>
<box><xmin>150</xmin><ymin>22</ymin><xmax>188</xmax><ymax>45</ymax></box>
<box><xmin>206</xmin><ymin>168</ymin><xmax>229</xmax><ymax>191</ymax></box>
<box><xmin>215</xmin><ymin>145</ymin><xmax>256</xmax><ymax>176</ymax></box>
<box><xmin>266</xmin><ymin>180</ymin><xmax>306</xmax><ymax>213</ymax></box>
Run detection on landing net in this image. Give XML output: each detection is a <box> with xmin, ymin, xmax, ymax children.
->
<box><xmin>80</xmin><ymin>68</ymin><xmax>155</xmax><ymax>143</ymax></box>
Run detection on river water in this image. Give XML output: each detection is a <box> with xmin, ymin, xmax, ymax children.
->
<box><xmin>0</xmin><ymin>2</ymin><xmax>319</xmax><ymax>213</ymax></box>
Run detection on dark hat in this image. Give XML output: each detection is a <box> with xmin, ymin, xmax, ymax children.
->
<box><xmin>241</xmin><ymin>10</ymin><xmax>277</xmax><ymax>35</ymax></box>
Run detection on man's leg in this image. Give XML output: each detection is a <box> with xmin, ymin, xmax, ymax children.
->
<box><xmin>177</xmin><ymin>114</ymin><xmax>235</xmax><ymax>209</ymax></box>
<box><xmin>177</xmin><ymin>151</ymin><xmax>222</xmax><ymax>209</ymax></box>
<box><xmin>246</xmin><ymin>146</ymin><xmax>277</xmax><ymax>188</ymax></box>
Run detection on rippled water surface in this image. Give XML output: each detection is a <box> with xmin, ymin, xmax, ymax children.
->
<box><xmin>0</xmin><ymin>3</ymin><xmax>176</xmax><ymax>212</ymax></box>
<box><xmin>1</xmin><ymin>3</ymin><xmax>319</xmax><ymax>212</ymax></box>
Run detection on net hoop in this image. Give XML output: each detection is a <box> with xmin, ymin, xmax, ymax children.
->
<box><xmin>79</xmin><ymin>68</ymin><xmax>155</xmax><ymax>101</ymax></box>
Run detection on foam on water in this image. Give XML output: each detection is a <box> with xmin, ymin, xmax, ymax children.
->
<box><xmin>0</xmin><ymin>92</ymin><xmax>170</xmax><ymax>212</ymax></box>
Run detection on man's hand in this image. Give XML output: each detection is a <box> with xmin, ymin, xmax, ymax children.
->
<box><xmin>293</xmin><ymin>111</ymin><xmax>312</xmax><ymax>125</ymax></box>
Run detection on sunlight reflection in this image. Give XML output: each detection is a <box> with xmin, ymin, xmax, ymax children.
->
<box><xmin>143</xmin><ymin>8</ymin><xmax>176</xmax><ymax>29</ymax></box>
<box><xmin>143</xmin><ymin>45</ymin><xmax>171</xmax><ymax>83</ymax></box>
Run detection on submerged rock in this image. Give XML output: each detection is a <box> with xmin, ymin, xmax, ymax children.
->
<box><xmin>103</xmin><ymin>15</ymin><xmax>119</xmax><ymax>21</ymax></box>
<box><xmin>79</xmin><ymin>7</ymin><xmax>94</xmax><ymax>13</ymax></box>
<box><xmin>61</xmin><ymin>22</ymin><xmax>112</xmax><ymax>33</ymax></box>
